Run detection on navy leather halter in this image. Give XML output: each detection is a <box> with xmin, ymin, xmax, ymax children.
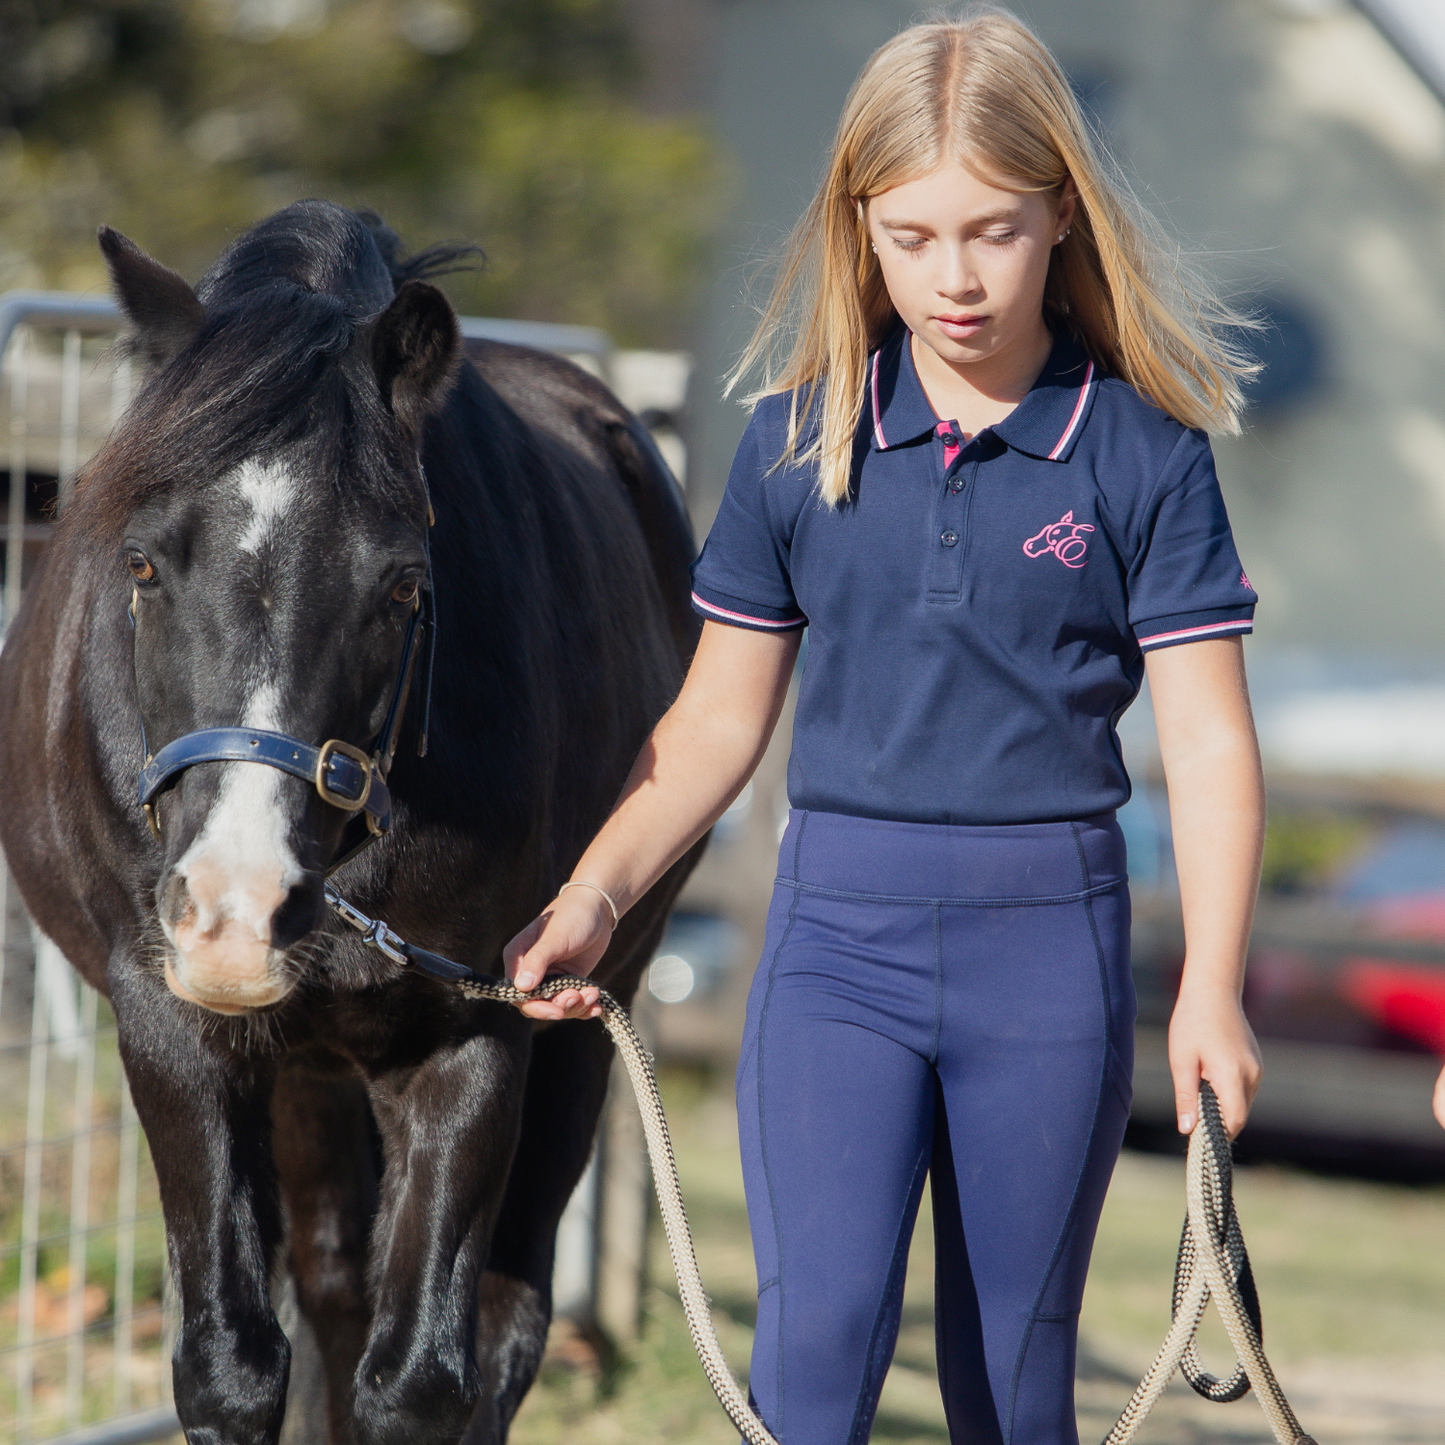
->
<box><xmin>131</xmin><ymin>505</ymin><xmax>437</xmax><ymax>875</ymax></box>
<box><xmin>140</xmin><ymin>726</ymin><xmax>393</xmax><ymax>830</ymax></box>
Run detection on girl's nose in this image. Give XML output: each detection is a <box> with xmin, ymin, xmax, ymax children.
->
<box><xmin>937</xmin><ymin>245</ymin><xmax>982</xmax><ymax>301</ymax></box>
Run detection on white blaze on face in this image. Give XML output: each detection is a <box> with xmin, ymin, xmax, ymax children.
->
<box><xmin>162</xmin><ymin>456</ymin><xmax>305</xmax><ymax>1011</ymax></box>
<box><xmin>236</xmin><ymin>457</ymin><xmax>296</xmax><ymax>557</ymax></box>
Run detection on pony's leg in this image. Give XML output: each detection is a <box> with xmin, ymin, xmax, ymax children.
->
<box><xmin>111</xmin><ymin>965</ymin><xmax>289</xmax><ymax>1445</ymax></box>
<box><xmin>271</xmin><ymin>1057</ymin><xmax>380</xmax><ymax>1445</ymax></box>
<box><xmin>461</xmin><ymin>1015</ymin><xmax>616</xmax><ymax>1445</ymax></box>
<box><xmin>352</xmin><ymin>1012</ymin><xmax>531</xmax><ymax>1445</ymax></box>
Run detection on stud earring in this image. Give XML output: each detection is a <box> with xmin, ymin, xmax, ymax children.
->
<box><xmin>871</xmin><ymin>243</ymin><xmax>877</xmax><ymax>254</ymax></box>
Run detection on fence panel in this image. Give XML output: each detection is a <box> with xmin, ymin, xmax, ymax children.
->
<box><xmin>0</xmin><ymin>921</ymin><xmax>172</xmax><ymax>1445</ymax></box>
<box><xmin>0</xmin><ymin>292</ymin><xmax>669</xmax><ymax>1444</ymax></box>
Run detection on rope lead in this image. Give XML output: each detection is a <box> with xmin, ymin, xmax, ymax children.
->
<box><xmin>327</xmin><ymin>890</ymin><xmax>1310</xmax><ymax>1445</ymax></box>
<box><xmin>1103</xmin><ymin>1080</ymin><xmax>1316</xmax><ymax>1445</ymax></box>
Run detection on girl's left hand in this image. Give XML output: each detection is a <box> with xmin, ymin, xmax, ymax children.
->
<box><xmin>1434</xmin><ymin>1063</ymin><xmax>1445</xmax><ymax>1132</ymax></box>
<box><xmin>1168</xmin><ymin>982</ymin><xmax>1263</xmax><ymax>1139</ymax></box>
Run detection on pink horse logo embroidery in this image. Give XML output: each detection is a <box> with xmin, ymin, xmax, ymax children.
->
<box><xmin>1023</xmin><ymin>509</ymin><xmax>1094</xmax><ymax>569</ymax></box>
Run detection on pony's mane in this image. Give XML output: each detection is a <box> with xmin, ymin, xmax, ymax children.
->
<box><xmin>66</xmin><ymin>202</ymin><xmax>477</xmax><ymax>541</ymax></box>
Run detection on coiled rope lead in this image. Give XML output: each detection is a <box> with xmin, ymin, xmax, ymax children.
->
<box><xmin>327</xmin><ymin>890</ymin><xmax>1310</xmax><ymax>1445</ymax></box>
<box><xmin>327</xmin><ymin>887</ymin><xmax>783</xmax><ymax>1445</ymax></box>
<box><xmin>1103</xmin><ymin>1079</ymin><xmax>1316</xmax><ymax>1445</ymax></box>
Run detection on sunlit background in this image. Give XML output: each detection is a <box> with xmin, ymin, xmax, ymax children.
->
<box><xmin>2</xmin><ymin>1</ymin><xmax>1445</xmax><ymax>1442</ymax></box>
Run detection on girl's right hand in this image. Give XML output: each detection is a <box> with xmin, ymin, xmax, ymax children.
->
<box><xmin>503</xmin><ymin>888</ymin><xmax>614</xmax><ymax>1021</ymax></box>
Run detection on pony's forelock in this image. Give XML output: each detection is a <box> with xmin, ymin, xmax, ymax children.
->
<box><xmin>68</xmin><ymin>276</ymin><xmax>424</xmax><ymax>542</ymax></box>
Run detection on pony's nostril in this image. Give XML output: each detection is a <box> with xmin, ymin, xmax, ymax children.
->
<box><xmin>159</xmin><ymin>871</ymin><xmax>195</xmax><ymax>934</ymax></box>
<box><xmin>271</xmin><ymin>876</ymin><xmax>324</xmax><ymax>951</ymax></box>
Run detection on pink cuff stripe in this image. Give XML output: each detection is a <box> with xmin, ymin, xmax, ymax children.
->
<box><xmin>1137</xmin><ymin>618</ymin><xmax>1252</xmax><ymax>648</ymax></box>
<box><xmin>1048</xmin><ymin>362</ymin><xmax>1095</xmax><ymax>460</ymax></box>
<box><xmin>692</xmin><ymin>591</ymin><xmax>805</xmax><ymax>629</ymax></box>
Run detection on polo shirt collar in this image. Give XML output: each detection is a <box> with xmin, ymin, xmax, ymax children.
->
<box><xmin>866</xmin><ymin>323</ymin><xmax>1100</xmax><ymax>462</ymax></box>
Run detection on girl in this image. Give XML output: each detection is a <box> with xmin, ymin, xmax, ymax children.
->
<box><xmin>504</xmin><ymin>10</ymin><xmax>1265</xmax><ymax>1442</ymax></box>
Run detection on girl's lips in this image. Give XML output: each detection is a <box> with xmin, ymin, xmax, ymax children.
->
<box><xmin>935</xmin><ymin>314</ymin><xmax>988</xmax><ymax>336</ymax></box>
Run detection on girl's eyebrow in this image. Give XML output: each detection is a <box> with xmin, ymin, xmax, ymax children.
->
<box><xmin>877</xmin><ymin>208</ymin><xmax>1024</xmax><ymax>231</ymax></box>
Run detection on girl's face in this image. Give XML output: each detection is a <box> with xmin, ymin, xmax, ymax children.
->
<box><xmin>864</xmin><ymin>161</ymin><xmax>1074</xmax><ymax>371</ymax></box>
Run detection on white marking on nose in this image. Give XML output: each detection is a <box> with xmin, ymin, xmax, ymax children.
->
<box><xmin>164</xmin><ymin>680</ymin><xmax>304</xmax><ymax>1006</ymax></box>
<box><xmin>236</xmin><ymin>458</ymin><xmax>296</xmax><ymax>557</ymax></box>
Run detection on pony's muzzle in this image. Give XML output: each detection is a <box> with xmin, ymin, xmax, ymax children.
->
<box><xmin>159</xmin><ymin>864</ymin><xmax>321</xmax><ymax>1012</ymax></box>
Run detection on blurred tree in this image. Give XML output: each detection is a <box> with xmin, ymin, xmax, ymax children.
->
<box><xmin>0</xmin><ymin>0</ymin><xmax>722</xmax><ymax>343</ymax></box>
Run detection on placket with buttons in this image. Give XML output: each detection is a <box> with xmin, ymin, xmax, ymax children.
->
<box><xmin>926</xmin><ymin>421</ymin><xmax>975</xmax><ymax>604</ymax></box>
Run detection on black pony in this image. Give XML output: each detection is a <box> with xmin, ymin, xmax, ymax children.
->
<box><xmin>0</xmin><ymin>201</ymin><xmax>702</xmax><ymax>1444</ymax></box>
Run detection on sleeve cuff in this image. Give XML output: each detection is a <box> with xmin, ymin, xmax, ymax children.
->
<box><xmin>1134</xmin><ymin>605</ymin><xmax>1253</xmax><ymax>653</ymax></box>
<box><xmin>690</xmin><ymin>583</ymin><xmax>806</xmax><ymax>633</ymax></box>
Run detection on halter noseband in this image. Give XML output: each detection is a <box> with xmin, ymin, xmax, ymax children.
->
<box><xmin>130</xmin><ymin>487</ymin><xmax>437</xmax><ymax>875</ymax></box>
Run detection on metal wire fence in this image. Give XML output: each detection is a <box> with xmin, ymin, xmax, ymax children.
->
<box><xmin>0</xmin><ymin>294</ymin><xmax>178</xmax><ymax>1445</ymax></box>
<box><xmin>0</xmin><ymin>898</ymin><xmax>174</xmax><ymax>1445</ymax></box>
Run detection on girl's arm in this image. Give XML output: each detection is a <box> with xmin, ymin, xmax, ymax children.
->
<box><xmin>503</xmin><ymin>620</ymin><xmax>802</xmax><ymax>1020</ymax></box>
<box><xmin>1145</xmin><ymin>635</ymin><xmax>1265</xmax><ymax>1139</ymax></box>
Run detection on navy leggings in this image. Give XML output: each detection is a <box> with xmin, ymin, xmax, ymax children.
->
<box><xmin>736</xmin><ymin>810</ymin><xmax>1134</xmax><ymax>1445</ymax></box>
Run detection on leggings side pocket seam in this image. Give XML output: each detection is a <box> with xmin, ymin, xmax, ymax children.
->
<box><xmin>755</xmin><ymin>810</ymin><xmax>809</xmax><ymax>1437</ymax></box>
<box><xmin>1004</xmin><ymin>829</ymin><xmax>1114</xmax><ymax>1443</ymax></box>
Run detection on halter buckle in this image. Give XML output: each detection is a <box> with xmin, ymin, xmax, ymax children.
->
<box><xmin>315</xmin><ymin>739</ymin><xmax>374</xmax><ymax>813</ymax></box>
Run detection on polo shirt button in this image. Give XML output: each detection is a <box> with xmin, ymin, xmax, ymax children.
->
<box><xmin>948</xmin><ymin>478</ymin><xmax>964</xmax><ymax>493</ymax></box>
<box><xmin>941</xmin><ymin>530</ymin><xmax>959</xmax><ymax>547</ymax></box>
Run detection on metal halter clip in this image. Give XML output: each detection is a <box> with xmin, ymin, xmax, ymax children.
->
<box><xmin>314</xmin><ymin>738</ymin><xmax>374</xmax><ymax>812</ymax></box>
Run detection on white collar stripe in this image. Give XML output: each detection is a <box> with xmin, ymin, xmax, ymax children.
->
<box><xmin>870</xmin><ymin>351</ymin><xmax>887</xmax><ymax>450</ymax></box>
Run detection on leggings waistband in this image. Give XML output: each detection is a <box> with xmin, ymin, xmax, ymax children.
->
<box><xmin>776</xmin><ymin>809</ymin><xmax>1127</xmax><ymax>904</ymax></box>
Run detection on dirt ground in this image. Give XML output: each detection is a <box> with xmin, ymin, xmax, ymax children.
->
<box><xmin>511</xmin><ymin>1069</ymin><xmax>1445</xmax><ymax>1445</ymax></box>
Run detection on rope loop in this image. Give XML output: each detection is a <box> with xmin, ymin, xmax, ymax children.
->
<box><xmin>1103</xmin><ymin>1081</ymin><xmax>1316</xmax><ymax>1445</ymax></box>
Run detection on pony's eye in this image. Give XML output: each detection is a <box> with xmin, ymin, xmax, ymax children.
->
<box><xmin>127</xmin><ymin>551</ymin><xmax>155</xmax><ymax>584</ymax></box>
<box><xmin>391</xmin><ymin>577</ymin><xmax>420</xmax><ymax>606</ymax></box>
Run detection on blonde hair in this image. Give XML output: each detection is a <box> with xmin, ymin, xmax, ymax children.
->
<box><xmin>731</xmin><ymin>7</ymin><xmax>1255</xmax><ymax>506</ymax></box>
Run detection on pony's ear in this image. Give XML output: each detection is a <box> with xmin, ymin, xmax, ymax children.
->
<box><xmin>98</xmin><ymin>227</ymin><xmax>206</xmax><ymax>370</ymax></box>
<box><xmin>370</xmin><ymin>281</ymin><xmax>461</xmax><ymax>430</ymax></box>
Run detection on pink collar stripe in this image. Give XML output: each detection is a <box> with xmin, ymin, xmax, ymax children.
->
<box><xmin>692</xmin><ymin>591</ymin><xmax>805</xmax><ymax>630</ymax></box>
<box><xmin>870</xmin><ymin>351</ymin><xmax>887</xmax><ymax>449</ymax></box>
<box><xmin>1047</xmin><ymin>361</ymin><xmax>1095</xmax><ymax>460</ymax></box>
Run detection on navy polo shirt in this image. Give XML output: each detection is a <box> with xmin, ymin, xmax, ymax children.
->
<box><xmin>691</xmin><ymin>326</ymin><xmax>1256</xmax><ymax>825</ymax></box>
